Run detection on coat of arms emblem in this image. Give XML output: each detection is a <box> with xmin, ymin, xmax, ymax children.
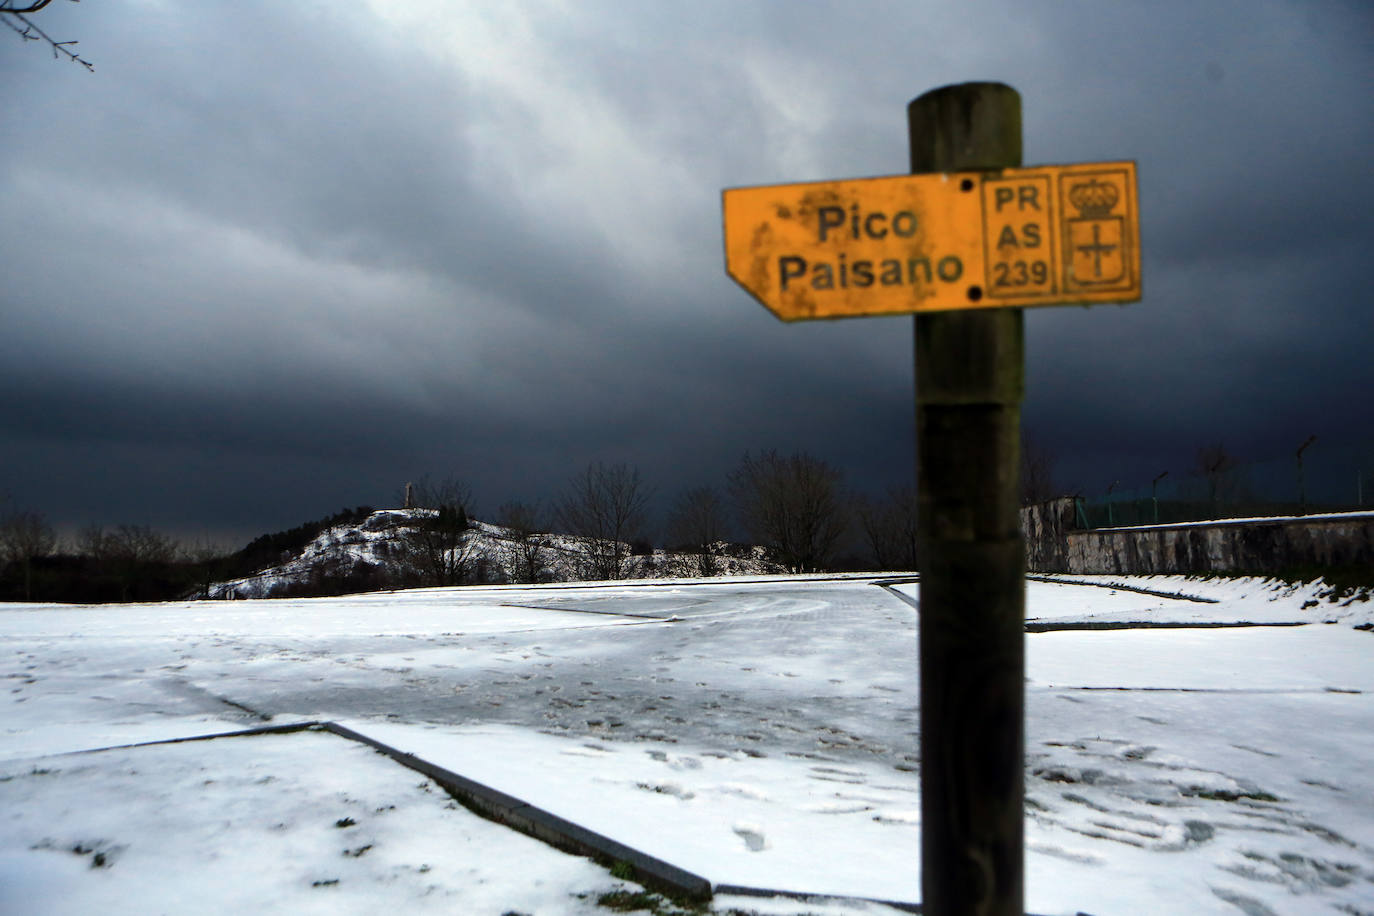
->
<box><xmin>1064</xmin><ymin>175</ymin><xmax>1131</xmax><ymax>291</ymax></box>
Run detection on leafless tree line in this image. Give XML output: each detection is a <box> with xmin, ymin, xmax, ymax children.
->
<box><xmin>0</xmin><ymin>510</ymin><xmax>231</xmax><ymax>602</ymax></box>
<box><xmin>336</xmin><ymin>451</ymin><xmax>922</xmax><ymax>590</ymax></box>
<box><xmin>545</xmin><ymin>451</ymin><xmax>917</xmax><ymax>579</ymax></box>
<box><xmin>0</xmin><ymin>448</ymin><xmax>927</xmax><ymax>602</ymax></box>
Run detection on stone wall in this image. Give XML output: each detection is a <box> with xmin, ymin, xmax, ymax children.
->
<box><xmin>1021</xmin><ymin>496</ymin><xmax>1079</xmax><ymax>572</ymax></box>
<box><xmin>1020</xmin><ymin>505</ymin><xmax>1374</xmax><ymax>575</ymax></box>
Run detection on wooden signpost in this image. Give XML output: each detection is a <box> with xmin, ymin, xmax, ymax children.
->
<box><xmin>722</xmin><ymin>82</ymin><xmax>1140</xmax><ymax>915</ymax></box>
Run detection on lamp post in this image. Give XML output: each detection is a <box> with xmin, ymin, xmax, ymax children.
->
<box><xmin>1296</xmin><ymin>435</ymin><xmax>1316</xmax><ymax>515</ymax></box>
<box><xmin>1152</xmin><ymin>471</ymin><xmax>1169</xmax><ymax>524</ymax></box>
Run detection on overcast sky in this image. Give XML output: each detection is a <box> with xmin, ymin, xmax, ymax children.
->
<box><xmin>2</xmin><ymin>0</ymin><xmax>1371</xmax><ymax>546</ymax></box>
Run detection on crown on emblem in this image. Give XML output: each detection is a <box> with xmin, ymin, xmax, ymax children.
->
<box><xmin>1068</xmin><ymin>179</ymin><xmax>1119</xmax><ymax>218</ymax></box>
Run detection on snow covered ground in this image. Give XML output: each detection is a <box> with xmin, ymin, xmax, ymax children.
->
<box><xmin>2</xmin><ymin>575</ymin><xmax>1371</xmax><ymax>914</ymax></box>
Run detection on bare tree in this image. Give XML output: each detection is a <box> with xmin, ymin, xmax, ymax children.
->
<box><xmin>1</xmin><ymin>0</ymin><xmax>93</xmax><ymax>70</ymax></box>
<box><xmin>666</xmin><ymin>486</ymin><xmax>727</xmax><ymax>577</ymax></box>
<box><xmin>556</xmin><ymin>462</ymin><xmax>651</xmax><ymax>581</ymax></box>
<box><xmin>729</xmin><ymin>450</ymin><xmax>847</xmax><ymax>573</ymax></box>
<box><xmin>183</xmin><ymin>536</ymin><xmax>233</xmax><ymax>600</ymax></box>
<box><xmin>0</xmin><ymin>509</ymin><xmax>58</xmax><ymax>600</ymax></box>
<box><xmin>1196</xmin><ymin>442</ymin><xmax>1238</xmax><ymax>509</ymax></box>
<box><xmin>76</xmin><ymin>522</ymin><xmax>109</xmax><ymax>564</ymax></box>
<box><xmin>398</xmin><ymin>475</ymin><xmax>477</xmax><ymax>587</ymax></box>
<box><xmin>104</xmin><ymin>524</ymin><xmax>177</xmax><ymax>601</ymax></box>
<box><xmin>1020</xmin><ymin>431</ymin><xmax>1059</xmax><ymax>506</ymax></box>
<box><xmin>107</xmin><ymin>524</ymin><xmax>177</xmax><ymax>565</ymax></box>
<box><xmin>855</xmin><ymin>485</ymin><xmax>919</xmax><ymax>572</ymax></box>
<box><xmin>497</xmin><ymin>500</ymin><xmax>549</xmax><ymax>584</ymax></box>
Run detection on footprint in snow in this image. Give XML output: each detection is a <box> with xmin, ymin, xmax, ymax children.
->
<box><xmin>732</xmin><ymin>825</ymin><xmax>767</xmax><ymax>852</ymax></box>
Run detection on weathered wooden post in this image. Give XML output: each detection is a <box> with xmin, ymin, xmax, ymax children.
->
<box><xmin>908</xmin><ymin>82</ymin><xmax>1025</xmax><ymax>915</ymax></box>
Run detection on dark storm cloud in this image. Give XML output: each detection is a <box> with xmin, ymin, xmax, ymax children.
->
<box><xmin>1</xmin><ymin>0</ymin><xmax>1370</xmax><ymax>543</ymax></box>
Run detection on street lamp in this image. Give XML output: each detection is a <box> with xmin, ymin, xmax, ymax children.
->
<box><xmin>1296</xmin><ymin>435</ymin><xmax>1317</xmax><ymax>515</ymax></box>
<box><xmin>1152</xmin><ymin>471</ymin><xmax>1169</xmax><ymax>524</ymax></box>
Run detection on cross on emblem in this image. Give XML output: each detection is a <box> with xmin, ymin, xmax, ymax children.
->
<box><xmin>1076</xmin><ymin>222</ymin><xmax>1118</xmax><ymax>279</ymax></box>
<box><xmin>1064</xmin><ymin>175</ymin><xmax>1130</xmax><ymax>289</ymax></box>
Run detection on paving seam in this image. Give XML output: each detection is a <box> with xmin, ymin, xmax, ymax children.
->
<box><xmin>879</xmin><ymin>577</ymin><xmax>1294</xmax><ymax>632</ymax></box>
<box><xmin>24</xmin><ymin>720</ymin><xmax>707</xmax><ymax>898</ymax></box>
<box><xmin>25</xmin><ymin>720</ymin><xmax>324</xmax><ymax>757</ymax></box>
<box><xmin>316</xmin><ymin>721</ymin><xmax>714</xmax><ymax>900</ymax></box>
<box><xmin>874</xmin><ymin>580</ymin><xmax>921</xmax><ymax>613</ymax></box>
<box><xmin>1024</xmin><ymin>574</ymin><xmax>1220</xmax><ymax>603</ymax></box>
<box><xmin>713</xmin><ymin>882</ymin><xmax>921</xmax><ymax>912</ymax></box>
<box><xmin>1063</xmin><ymin>685</ymin><xmax>1361</xmax><ymax>694</ymax></box>
<box><xmin>317</xmin><ymin>723</ymin><xmax>934</xmax><ymax>910</ymax></box>
<box><xmin>27</xmin><ymin>721</ymin><xmax>1107</xmax><ymax>911</ymax></box>
<box><xmin>499</xmin><ymin>602</ymin><xmax>667</xmax><ymax>620</ymax></box>
<box><xmin>303</xmin><ymin>723</ymin><xmax>936</xmax><ymax>911</ymax></box>
<box><xmin>1025</xmin><ymin>619</ymin><xmax>1307</xmax><ymax>632</ymax></box>
<box><xmin>452</xmin><ymin>572</ymin><xmax>892</xmax><ymax>594</ymax></box>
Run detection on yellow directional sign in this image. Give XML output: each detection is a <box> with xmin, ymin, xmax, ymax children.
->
<box><xmin>722</xmin><ymin>161</ymin><xmax>1139</xmax><ymax>320</ymax></box>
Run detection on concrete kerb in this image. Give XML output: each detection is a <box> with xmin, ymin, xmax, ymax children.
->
<box><xmin>316</xmin><ymin>721</ymin><xmax>713</xmax><ymax>900</ymax></box>
<box><xmin>1024</xmin><ymin>619</ymin><xmax>1308</xmax><ymax>632</ymax></box>
<box><xmin>879</xmin><ymin>575</ymin><xmax>1308</xmax><ymax>633</ymax></box>
<box><xmin>31</xmin><ymin>720</ymin><xmax>324</xmax><ymax>756</ymax></box>
<box><xmin>33</xmin><ymin>720</ymin><xmax>943</xmax><ymax>910</ymax></box>
<box><xmin>714</xmin><ymin>883</ymin><xmax>921</xmax><ymax>913</ymax></box>
<box><xmin>1024</xmin><ymin>573</ymin><xmax>1220</xmax><ymax>603</ymax></box>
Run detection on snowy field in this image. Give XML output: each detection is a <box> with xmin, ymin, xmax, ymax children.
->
<box><xmin>2</xmin><ymin>574</ymin><xmax>1372</xmax><ymax>915</ymax></box>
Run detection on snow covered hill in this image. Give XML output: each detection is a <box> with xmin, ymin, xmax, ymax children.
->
<box><xmin>209</xmin><ymin>508</ymin><xmax>783</xmax><ymax>599</ymax></box>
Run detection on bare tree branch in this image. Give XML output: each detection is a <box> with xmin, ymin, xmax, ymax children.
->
<box><xmin>666</xmin><ymin>486</ymin><xmax>727</xmax><ymax>577</ymax></box>
<box><xmin>855</xmin><ymin>485</ymin><xmax>918</xmax><ymax>572</ymax></box>
<box><xmin>1</xmin><ymin>1</ymin><xmax>60</xmax><ymax>14</ymax></box>
<box><xmin>1020</xmin><ymin>430</ymin><xmax>1059</xmax><ymax>506</ymax></box>
<box><xmin>1196</xmin><ymin>442</ymin><xmax>1240</xmax><ymax>508</ymax></box>
<box><xmin>497</xmin><ymin>500</ymin><xmax>550</xmax><ymax>584</ymax></box>
<box><xmin>1</xmin><ymin>508</ymin><xmax>58</xmax><ymax>601</ymax></box>
<box><xmin>729</xmin><ymin>450</ymin><xmax>847</xmax><ymax>573</ymax></box>
<box><xmin>556</xmin><ymin>462</ymin><xmax>651</xmax><ymax>581</ymax></box>
<box><xmin>396</xmin><ymin>476</ymin><xmax>478</xmax><ymax>587</ymax></box>
<box><xmin>2</xmin><ymin>1</ymin><xmax>93</xmax><ymax>71</ymax></box>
